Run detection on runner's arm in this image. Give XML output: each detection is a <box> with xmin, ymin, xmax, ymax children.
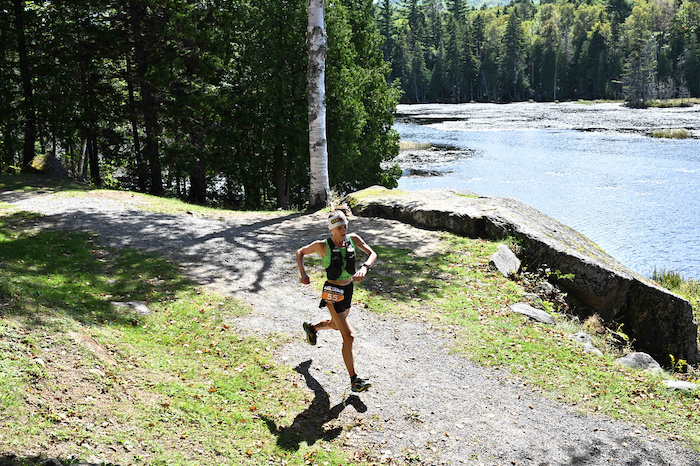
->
<box><xmin>350</xmin><ymin>234</ymin><xmax>377</xmax><ymax>283</ymax></box>
<box><xmin>296</xmin><ymin>240</ymin><xmax>326</xmax><ymax>284</ymax></box>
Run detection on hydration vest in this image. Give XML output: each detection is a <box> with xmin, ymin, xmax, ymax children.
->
<box><xmin>324</xmin><ymin>237</ymin><xmax>356</xmax><ymax>280</ymax></box>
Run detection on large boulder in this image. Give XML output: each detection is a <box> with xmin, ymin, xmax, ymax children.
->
<box><xmin>345</xmin><ymin>186</ymin><xmax>699</xmax><ymax>366</ymax></box>
<box><xmin>28</xmin><ymin>154</ymin><xmax>68</xmax><ymax>177</ymax></box>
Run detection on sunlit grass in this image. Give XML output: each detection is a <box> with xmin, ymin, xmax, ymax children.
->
<box><xmin>649</xmin><ymin>98</ymin><xmax>700</xmax><ymax>108</ymax></box>
<box><xmin>348</xmin><ymin>234</ymin><xmax>700</xmax><ymax>448</ymax></box>
<box><xmin>0</xmin><ymin>174</ymin><xmax>297</xmax><ymax>218</ymax></box>
<box><xmin>650</xmin><ymin>129</ymin><xmax>692</xmax><ymax>139</ymax></box>
<box><xmin>4</xmin><ymin>178</ymin><xmax>700</xmax><ymax>456</ymax></box>
<box><xmin>0</xmin><ymin>209</ymin><xmax>357</xmax><ymax>465</ymax></box>
<box><xmin>398</xmin><ymin>140</ymin><xmax>432</xmax><ymax>151</ymax></box>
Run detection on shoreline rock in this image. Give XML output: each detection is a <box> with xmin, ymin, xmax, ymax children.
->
<box><xmin>345</xmin><ymin>186</ymin><xmax>699</xmax><ymax>366</ymax></box>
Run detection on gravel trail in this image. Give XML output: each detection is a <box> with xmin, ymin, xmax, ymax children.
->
<box><xmin>2</xmin><ymin>188</ymin><xmax>699</xmax><ymax>466</ymax></box>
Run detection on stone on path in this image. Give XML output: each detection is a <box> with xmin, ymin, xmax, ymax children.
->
<box><xmin>663</xmin><ymin>380</ymin><xmax>700</xmax><ymax>391</ymax></box>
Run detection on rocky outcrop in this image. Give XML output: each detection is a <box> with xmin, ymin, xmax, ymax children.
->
<box><xmin>28</xmin><ymin>154</ymin><xmax>69</xmax><ymax>177</ymax></box>
<box><xmin>345</xmin><ymin>186</ymin><xmax>699</xmax><ymax>366</ymax></box>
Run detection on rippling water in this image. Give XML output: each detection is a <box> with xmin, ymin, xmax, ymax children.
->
<box><xmin>395</xmin><ymin>122</ymin><xmax>700</xmax><ymax>280</ymax></box>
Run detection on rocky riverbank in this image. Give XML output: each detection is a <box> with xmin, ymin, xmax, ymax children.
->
<box><xmin>345</xmin><ymin>186</ymin><xmax>699</xmax><ymax>367</ymax></box>
<box><xmin>396</xmin><ymin>101</ymin><xmax>700</xmax><ymax>137</ymax></box>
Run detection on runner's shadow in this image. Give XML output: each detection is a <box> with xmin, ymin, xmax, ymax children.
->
<box><xmin>261</xmin><ymin>359</ymin><xmax>367</xmax><ymax>451</ymax></box>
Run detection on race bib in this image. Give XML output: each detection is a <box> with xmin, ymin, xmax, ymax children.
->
<box><xmin>322</xmin><ymin>285</ymin><xmax>344</xmax><ymax>302</ymax></box>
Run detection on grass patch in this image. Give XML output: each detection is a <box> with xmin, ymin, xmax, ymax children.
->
<box><xmin>649</xmin><ymin>129</ymin><xmax>692</xmax><ymax>139</ymax></box>
<box><xmin>344</xmin><ymin>187</ymin><xmax>408</xmax><ymax>210</ymax></box>
<box><xmin>648</xmin><ymin>98</ymin><xmax>699</xmax><ymax>108</ymax></box>
<box><xmin>399</xmin><ymin>140</ymin><xmax>432</xmax><ymax>151</ymax></box>
<box><xmin>349</xmin><ymin>234</ymin><xmax>700</xmax><ymax>448</ymax></box>
<box><xmin>0</xmin><ymin>174</ymin><xmax>90</xmax><ymax>193</ymax></box>
<box><xmin>0</xmin><ymin>210</ymin><xmax>357</xmax><ymax>465</ymax></box>
<box><xmin>3</xmin><ymin>179</ymin><xmax>700</xmax><ymax>458</ymax></box>
<box><xmin>0</xmin><ymin>174</ymin><xmax>294</xmax><ymax>218</ymax></box>
<box><xmin>575</xmin><ymin>99</ymin><xmax>622</xmax><ymax>105</ymax></box>
<box><xmin>56</xmin><ymin>188</ymin><xmax>295</xmax><ymax>218</ymax></box>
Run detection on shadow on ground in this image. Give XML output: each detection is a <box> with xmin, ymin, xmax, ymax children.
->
<box><xmin>260</xmin><ymin>359</ymin><xmax>367</xmax><ymax>451</ymax></box>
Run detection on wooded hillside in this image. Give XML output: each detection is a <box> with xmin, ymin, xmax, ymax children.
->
<box><xmin>375</xmin><ymin>0</ymin><xmax>700</xmax><ymax>104</ymax></box>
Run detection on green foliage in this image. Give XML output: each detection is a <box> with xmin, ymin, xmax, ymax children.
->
<box><xmin>327</xmin><ymin>0</ymin><xmax>402</xmax><ymax>194</ymax></box>
<box><xmin>373</xmin><ymin>0</ymin><xmax>700</xmax><ymax>103</ymax></box>
<box><xmin>669</xmin><ymin>354</ymin><xmax>689</xmax><ymax>374</ymax></box>
<box><xmin>0</xmin><ymin>0</ymin><xmax>400</xmax><ymax>209</ymax></box>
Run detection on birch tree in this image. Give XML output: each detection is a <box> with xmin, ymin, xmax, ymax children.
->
<box><xmin>308</xmin><ymin>0</ymin><xmax>330</xmax><ymax>209</ymax></box>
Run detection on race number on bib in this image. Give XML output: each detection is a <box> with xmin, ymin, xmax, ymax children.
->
<box><xmin>322</xmin><ymin>285</ymin><xmax>344</xmax><ymax>303</ymax></box>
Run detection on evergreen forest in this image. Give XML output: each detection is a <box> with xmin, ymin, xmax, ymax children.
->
<box><xmin>375</xmin><ymin>0</ymin><xmax>700</xmax><ymax>104</ymax></box>
<box><xmin>0</xmin><ymin>1</ymin><xmax>401</xmax><ymax>209</ymax></box>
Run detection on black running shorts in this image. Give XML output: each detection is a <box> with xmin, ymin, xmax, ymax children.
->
<box><xmin>319</xmin><ymin>281</ymin><xmax>354</xmax><ymax>313</ymax></box>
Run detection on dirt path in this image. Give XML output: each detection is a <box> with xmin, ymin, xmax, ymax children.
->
<box><xmin>2</xmin><ymin>188</ymin><xmax>699</xmax><ymax>466</ymax></box>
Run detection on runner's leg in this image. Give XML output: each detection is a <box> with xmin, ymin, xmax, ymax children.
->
<box><xmin>313</xmin><ymin>306</ymin><xmax>350</xmax><ymax>332</ymax></box>
<box><xmin>328</xmin><ymin>304</ymin><xmax>355</xmax><ymax>377</ymax></box>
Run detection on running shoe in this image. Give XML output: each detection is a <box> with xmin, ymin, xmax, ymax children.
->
<box><xmin>351</xmin><ymin>376</ymin><xmax>371</xmax><ymax>393</ymax></box>
<box><xmin>303</xmin><ymin>322</ymin><xmax>317</xmax><ymax>346</ymax></box>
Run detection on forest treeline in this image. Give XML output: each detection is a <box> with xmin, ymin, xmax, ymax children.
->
<box><xmin>0</xmin><ymin>1</ymin><xmax>401</xmax><ymax>209</ymax></box>
<box><xmin>375</xmin><ymin>0</ymin><xmax>700</xmax><ymax>103</ymax></box>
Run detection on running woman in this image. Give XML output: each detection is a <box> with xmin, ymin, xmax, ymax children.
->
<box><xmin>295</xmin><ymin>209</ymin><xmax>377</xmax><ymax>392</ymax></box>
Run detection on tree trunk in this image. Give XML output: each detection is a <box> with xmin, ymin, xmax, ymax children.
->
<box><xmin>307</xmin><ymin>0</ymin><xmax>330</xmax><ymax>210</ymax></box>
<box><xmin>129</xmin><ymin>1</ymin><xmax>163</xmax><ymax>195</ymax></box>
<box><xmin>273</xmin><ymin>143</ymin><xmax>289</xmax><ymax>209</ymax></box>
<box><xmin>82</xmin><ymin>67</ymin><xmax>101</xmax><ymax>186</ymax></box>
<box><xmin>13</xmin><ymin>0</ymin><xmax>36</xmax><ymax>170</ymax></box>
<box><xmin>80</xmin><ymin>138</ymin><xmax>88</xmax><ymax>179</ymax></box>
<box><xmin>126</xmin><ymin>53</ymin><xmax>147</xmax><ymax>192</ymax></box>
<box><xmin>189</xmin><ymin>158</ymin><xmax>206</xmax><ymax>205</ymax></box>
<box><xmin>189</xmin><ymin>130</ymin><xmax>206</xmax><ymax>204</ymax></box>
<box><xmin>553</xmin><ymin>56</ymin><xmax>558</xmax><ymax>101</ymax></box>
<box><xmin>87</xmin><ymin>131</ymin><xmax>100</xmax><ymax>186</ymax></box>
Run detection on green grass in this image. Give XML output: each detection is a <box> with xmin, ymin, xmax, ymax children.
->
<box><xmin>56</xmin><ymin>188</ymin><xmax>295</xmax><ymax>218</ymax></box>
<box><xmin>0</xmin><ymin>209</ymin><xmax>357</xmax><ymax>465</ymax></box>
<box><xmin>648</xmin><ymin>98</ymin><xmax>699</xmax><ymax>108</ymax></box>
<box><xmin>650</xmin><ymin>129</ymin><xmax>692</xmax><ymax>139</ymax></box>
<box><xmin>0</xmin><ymin>174</ymin><xmax>295</xmax><ymax>218</ymax></box>
<box><xmin>3</xmin><ymin>178</ymin><xmax>700</xmax><ymax>460</ymax></box>
<box><xmin>350</xmin><ymin>235</ymin><xmax>700</xmax><ymax>447</ymax></box>
<box><xmin>574</xmin><ymin>98</ymin><xmax>698</xmax><ymax>108</ymax></box>
<box><xmin>398</xmin><ymin>140</ymin><xmax>432</xmax><ymax>151</ymax></box>
<box><xmin>0</xmin><ymin>174</ymin><xmax>90</xmax><ymax>193</ymax></box>
<box><xmin>575</xmin><ymin>99</ymin><xmax>622</xmax><ymax>105</ymax></box>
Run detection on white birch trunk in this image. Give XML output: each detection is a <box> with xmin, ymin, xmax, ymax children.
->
<box><xmin>307</xmin><ymin>0</ymin><xmax>330</xmax><ymax>209</ymax></box>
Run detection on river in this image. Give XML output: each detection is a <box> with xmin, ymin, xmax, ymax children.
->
<box><xmin>393</xmin><ymin>102</ymin><xmax>700</xmax><ymax>280</ymax></box>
